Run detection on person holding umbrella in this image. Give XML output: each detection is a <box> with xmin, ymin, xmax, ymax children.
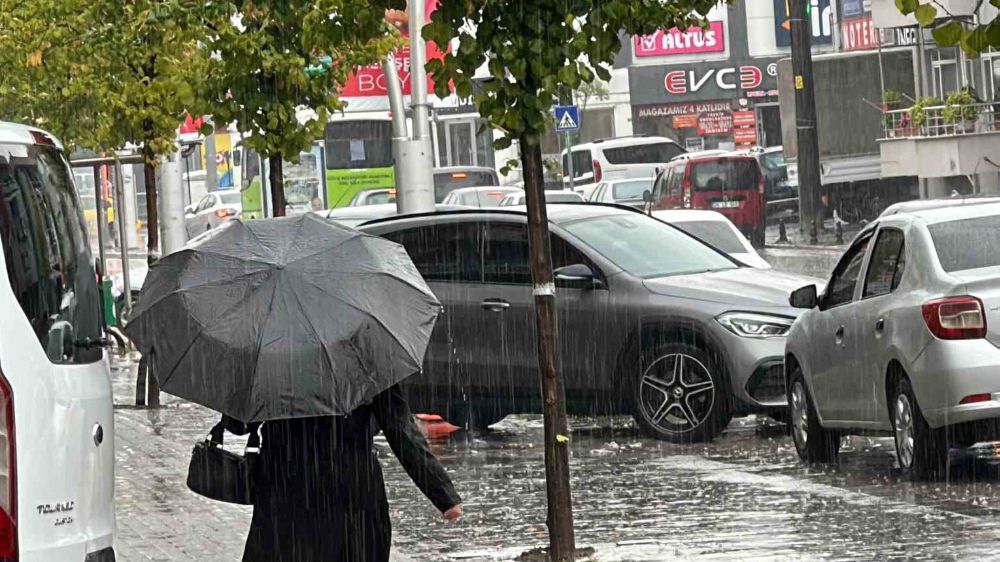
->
<box><xmin>127</xmin><ymin>214</ymin><xmax>462</xmax><ymax>562</ymax></box>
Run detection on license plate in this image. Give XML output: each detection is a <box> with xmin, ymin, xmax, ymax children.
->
<box><xmin>711</xmin><ymin>201</ymin><xmax>741</xmax><ymax>209</ymax></box>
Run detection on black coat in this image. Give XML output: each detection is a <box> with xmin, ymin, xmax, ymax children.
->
<box><xmin>227</xmin><ymin>385</ymin><xmax>461</xmax><ymax>562</ymax></box>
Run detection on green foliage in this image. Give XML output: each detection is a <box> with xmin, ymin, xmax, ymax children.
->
<box><xmin>0</xmin><ymin>0</ymin><xmax>215</xmax><ymax>159</ymax></box>
<box><xmin>425</xmin><ymin>0</ymin><xmax>726</xmax><ymax>147</ymax></box>
<box><xmin>896</xmin><ymin>1</ymin><xmax>998</xmax><ymax>57</ymax></box>
<box><xmin>908</xmin><ymin>96</ymin><xmax>943</xmax><ymax>126</ymax></box>
<box><xmin>203</xmin><ymin>0</ymin><xmax>404</xmax><ymax>163</ymax></box>
<box><xmin>943</xmin><ymin>90</ymin><xmax>980</xmax><ymax>123</ymax></box>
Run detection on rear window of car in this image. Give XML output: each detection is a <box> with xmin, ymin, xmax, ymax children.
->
<box><xmin>545</xmin><ymin>192</ymin><xmax>583</xmax><ymax>203</ymax></box>
<box><xmin>220</xmin><ymin>192</ymin><xmax>243</xmax><ymax>206</ymax></box>
<box><xmin>670</xmin><ymin>220</ymin><xmax>747</xmax><ymax>254</ymax></box>
<box><xmin>434</xmin><ymin>170</ymin><xmax>499</xmax><ymax>201</ymax></box>
<box><xmin>459</xmin><ymin>189</ymin><xmax>512</xmax><ymax>207</ymax></box>
<box><xmin>0</xmin><ymin>142</ymin><xmax>102</xmax><ymax>364</ymax></box>
<box><xmin>602</xmin><ymin>142</ymin><xmax>684</xmax><ymax>165</ymax></box>
<box><xmin>691</xmin><ymin>159</ymin><xmax>759</xmax><ymax>192</ymax></box>
<box><xmin>612</xmin><ymin>180</ymin><xmax>652</xmax><ymax>201</ymax></box>
<box><xmin>928</xmin><ymin>214</ymin><xmax>1000</xmax><ymax>272</ymax></box>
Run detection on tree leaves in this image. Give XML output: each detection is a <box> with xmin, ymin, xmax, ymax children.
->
<box><xmin>914</xmin><ymin>3</ymin><xmax>937</xmax><ymax>26</ymax></box>
<box><xmin>933</xmin><ymin>21</ymin><xmax>965</xmax><ymax>47</ymax></box>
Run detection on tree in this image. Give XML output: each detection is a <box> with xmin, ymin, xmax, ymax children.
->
<box><xmin>425</xmin><ymin>2</ymin><xmax>721</xmax><ymax>559</ymax></box>
<box><xmin>894</xmin><ymin>0</ymin><xmax>996</xmax><ymax>56</ymax></box>
<box><xmin>0</xmin><ymin>0</ymin><xmax>214</xmax><ymax>262</ymax></box>
<box><xmin>203</xmin><ymin>0</ymin><xmax>402</xmax><ymax>217</ymax></box>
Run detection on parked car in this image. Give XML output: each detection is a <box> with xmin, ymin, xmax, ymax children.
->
<box><xmin>562</xmin><ymin>136</ymin><xmax>685</xmax><ymax>191</ymax></box>
<box><xmin>732</xmin><ymin>146</ymin><xmax>796</xmax><ymax>202</ymax></box>
<box><xmin>441</xmin><ymin>186</ymin><xmax>522</xmax><ymax>207</ymax></box>
<box><xmin>357</xmin><ymin>205</ymin><xmax>819</xmax><ymax>442</ymax></box>
<box><xmin>653</xmin><ymin>209</ymin><xmax>771</xmax><ymax>269</ymax></box>
<box><xmin>322</xmin><ymin>203</ymin><xmax>468</xmax><ymax>228</ymax></box>
<box><xmin>649</xmin><ymin>152</ymin><xmax>766</xmax><ymax>247</ymax></box>
<box><xmin>785</xmin><ymin>202</ymin><xmax>1000</xmax><ymax>478</ymax></box>
<box><xmin>588</xmin><ymin>178</ymin><xmax>653</xmax><ymax>208</ymax></box>
<box><xmin>434</xmin><ymin>166</ymin><xmax>500</xmax><ymax>202</ymax></box>
<box><xmin>499</xmin><ymin>190</ymin><xmax>585</xmax><ymax>206</ymax></box>
<box><xmin>184</xmin><ymin>190</ymin><xmax>242</xmax><ymax>238</ymax></box>
<box><xmin>878</xmin><ymin>194</ymin><xmax>1000</xmax><ymax>219</ymax></box>
<box><xmin>0</xmin><ymin>122</ymin><xmax>116</xmax><ymax>561</ymax></box>
<box><xmin>349</xmin><ymin>188</ymin><xmax>396</xmax><ymax>206</ymax></box>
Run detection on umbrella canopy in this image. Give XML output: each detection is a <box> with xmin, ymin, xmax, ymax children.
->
<box><xmin>126</xmin><ymin>213</ymin><xmax>441</xmax><ymax>423</ymax></box>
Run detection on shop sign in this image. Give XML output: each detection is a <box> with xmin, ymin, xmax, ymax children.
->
<box><xmin>635</xmin><ymin>101</ymin><xmax>734</xmax><ymax>119</ymax></box>
<box><xmin>664</xmin><ymin>65</ymin><xmax>763</xmax><ymax>95</ymax></box>
<box><xmin>883</xmin><ymin>25</ymin><xmax>933</xmax><ymax>47</ymax></box>
<box><xmin>842</xmin><ymin>0</ymin><xmax>864</xmax><ymax>18</ymax></box>
<box><xmin>697</xmin><ymin>111</ymin><xmax>734</xmax><ymax>135</ymax></box>
<box><xmin>634</xmin><ymin>21</ymin><xmax>726</xmax><ymax>57</ymax></box>
<box><xmin>734</xmin><ymin>128</ymin><xmax>758</xmax><ymax>146</ymax></box>
<box><xmin>673</xmin><ymin>114</ymin><xmax>699</xmax><ymax>128</ymax></box>
<box><xmin>733</xmin><ymin>110</ymin><xmax>757</xmax><ymax>128</ymax></box>
<box><xmin>840</xmin><ymin>15</ymin><xmax>881</xmax><ymax>52</ymax></box>
<box><xmin>773</xmin><ymin>0</ymin><xmax>833</xmax><ymax>47</ymax></box>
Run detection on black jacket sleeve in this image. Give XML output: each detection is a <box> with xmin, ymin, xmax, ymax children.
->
<box><xmin>372</xmin><ymin>385</ymin><xmax>461</xmax><ymax>513</ymax></box>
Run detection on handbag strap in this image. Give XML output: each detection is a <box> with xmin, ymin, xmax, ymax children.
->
<box><xmin>206</xmin><ymin>418</ymin><xmax>262</xmax><ymax>452</ymax></box>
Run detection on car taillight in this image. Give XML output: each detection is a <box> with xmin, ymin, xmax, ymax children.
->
<box><xmin>960</xmin><ymin>393</ymin><xmax>992</xmax><ymax>405</ymax></box>
<box><xmin>593</xmin><ymin>160</ymin><xmax>603</xmax><ymax>183</ymax></box>
<box><xmin>0</xmin><ymin>372</ymin><xmax>16</xmax><ymax>560</ymax></box>
<box><xmin>922</xmin><ymin>296</ymin><xmax>988</xmax><ymax>340</ymax></box>
<box><xmin>683</xmin><ymin>177</ymin><xmax>692</xmax><ymax>208</ymax></box>
<box><xmin>214</xmin><ymin>208</ymin><xmax>236</xmax><ymax>219</ymax></box>
<box><xmin>759</xmin><ymin>175</ymin><xmax>766</xmax><ymax>194</ymax></box>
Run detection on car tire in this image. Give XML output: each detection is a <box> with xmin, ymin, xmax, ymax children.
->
<box><xmin>788</xmin><ymin>368</ymin><xmax>840</xmax><ymax>463</ymax></box>
<box><xmin>630</xmin><ymin>341</ymin><xmax>731</xmax><ymax>444</ymax></box>
<box><xmin>891</xmin><ymin>377</ymin><xmax>948</xmax><ymax>480</ymax></box>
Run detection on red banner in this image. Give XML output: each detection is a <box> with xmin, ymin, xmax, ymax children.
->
<box><xmin>732</xmin><ymin>110</ymin><xmax>757</xmax><ymax>128</ymax></box>
<box><xmin>673</xmin><ymin>114</ymin><xmax>699</xmax><ymax>129</ymax></box>
<box><xmin>840</xmin><ymin>15</ymin><xmax>881</xmax><ymax>52</ymax></box>
<box><xmin>341</xmin><ymin>0</ymin><xmax>446</xmax><ymax>97</ymax></box>
<box><xmin>634</xmin><ymin>21</ymin><xmax>726</xmax><ymax>58</ymax></box>
<box><xmin>697</xmin><ymin>111</ymin><xmax>733</xmax><ymax>136</ymax></box>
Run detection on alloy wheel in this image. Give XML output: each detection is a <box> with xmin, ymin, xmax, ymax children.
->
<box><xmin>894</xmin><ymin>394</ymin><xmax>915</xmax><ymax>469</ymax></box>
<box><xmin>790</xmin><ymin>381</ymin><xmax>809</xmax><ymax>450</ymax></box>
<box><xmin>638</xmin><ymin>353</ymin><xmax>716</xmax><ymax>434</ymax></box>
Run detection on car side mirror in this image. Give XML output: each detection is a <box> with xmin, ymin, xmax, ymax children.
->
<box><xmin>642</xmin><ymin>190</ymin><xmax>653</xmax><ymax>203</ymax></box>
<box><xmin>185</xmin><ymin>208</ymin><xmax>196</xmax><ymax>216</ymax></box>
<box><xmin>790</xmin><ymin>284</ymin><xmax>819</xmax><ymax>309</ymax></box>
<box><xmin>554</xmin><ymin>263</ymin><xmax>603</xmax><ymax>289</ymax></box>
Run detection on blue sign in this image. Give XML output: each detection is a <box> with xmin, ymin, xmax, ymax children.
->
<box><xmin>554</xmin><ymin>105</ymin><xmax>580</xmax><ymax>132</ymax></box>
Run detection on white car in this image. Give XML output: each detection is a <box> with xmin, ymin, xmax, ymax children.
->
<box><xmin>441</xmin><ymin>186</ymin><xmax>522</xmax><ymax>207</ymax></box>
<box><xmin>184</xmin><ymin>190</ymin><xmax>243</xmax><ymax>238</ymax></box>
<box><xmin>0</xmin><ymin>122</ymin><xmax>116</xmax><ymax>560</ymax></box>
<box><xmin>652</xmin><ymin>209</ymin><xmax>771</xmax><ymax>269</ymax></box>
<box><xmin>562</xmin><ymin>136</ymin><xmax>685</xmax><ymax>191</ymax></box>
<box><xmin>498</xmin><ymin>190</ymin><xmax>584</xmax><ymax>206</ymax></box>
<box><xmin>588</xmin><ymin>178</ymin><xmax>653</xmax><ymax>208</ymax></box>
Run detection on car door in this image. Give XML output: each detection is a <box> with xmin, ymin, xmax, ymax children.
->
<box><xmin>808</xmin><ymin>232</ymin><xmax>874</xmax><ymax>422</ymax></box>
<box><xmin>853</xmin><ymin>227</ymin><xmax>906</xmax><ymax>424</ymax></box>
<box><xmin>377</xmin><ymin>220</ymin><xmax>485</xmax><ymax>414</ymax></box>
<box><xmin>187</xmin><ymin>195</ymin><xmax>215</xmax><ymax>237</ymax></box>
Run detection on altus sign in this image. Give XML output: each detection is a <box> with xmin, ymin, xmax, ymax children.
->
<box><xmin>664</xmin><ymin>66</ymin><xmax>763</xmax><ymax>95</ymax></box>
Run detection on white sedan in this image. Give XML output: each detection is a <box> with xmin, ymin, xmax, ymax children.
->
<box><xmin>652</xmin><ymin>209</ymin><xmax>771</xmax><ymax>269</ymax></box>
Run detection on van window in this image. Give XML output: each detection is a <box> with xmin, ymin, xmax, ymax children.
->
<box><xmin>562</xmin><ymin>150</ymin><xmax>594</xmax><ymax>179</ymax></box>
<box><xmin>691</xmin><ymin>159</ymin><xmax>759</xmax><ymax>192</ymax></box>
<box><xmin>668</xmin><ymin>166</ymin><xmax>684</xmax><ymax>195</ymax></box>
<box><xmin>602</xmin><ymin>142</ymin><xmax>684</xmax><ymax>165</ymax></box>
<box><xmin>0</xmin><ymin>143</ymin><xmax>102</xmax><ymax>364</ymax></box>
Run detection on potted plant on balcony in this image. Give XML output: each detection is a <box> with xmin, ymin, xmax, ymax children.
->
<box><xmin>882</xmin><ymin>90</ymin><xmax>905</xmax><ymax>137</ymax></box>
<box><xmin>943</xmin><ymin>90</ymin><xmax>979</xmax><ymax>133</ymax></box>
<box><xmin>907</xmin><ymin>96</ymin><xmax>942</xmax><ymax>136</ymax></box>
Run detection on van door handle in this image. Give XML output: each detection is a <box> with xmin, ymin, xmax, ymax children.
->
<box><xmin>875</xmin><ymin>318</ymin><xmax>885</xmax><ymax>334</ymax></box>
<box><xmin>835</xmin><ymin>325</ymin><xmax>845</xmax><ymax>346</ymax></box>
<box><xmin>481</xmin><ymin>299</ymin><xmax>510</xmax><ymax>312</ymax></box>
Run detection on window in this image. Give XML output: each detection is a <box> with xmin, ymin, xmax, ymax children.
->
<box><xmin>824</xmin><ymin>234</ymin><xmax>872</xmax><ymax>309</ymax></box>
<box><xmin>0</xmin><ymin>143</ymin><xmax>102</xmax><ymax>364</ymax></box>
<box><xmin>612</xmin><ymin>180</ymin><xmax>652</xmax><ymax>202</ymax></box>
<box><xmin>928</xmin><ymin>215</ymin><xmax>1000</xmax><ymax>272</ymax></box>
<box><xmin>545</xmin><ymin>192</ymin><xmax>583</xmax><ymax>203</ymax></box>
<box><xmin>195</xmin><ymin>195</ymin><xmax>215</xmax><ymax>213</ymax></box>
<box><xmin>563</xmin><ymin>213</ymin><xmax>737</xmax><ymax>278</ymax></box>
<box><xmin>602</xmin><ymin>142</ymin><xmax>684</xmax><ymax>165</ymax></box>
<box><xmin>671</xmin><ymin>221</ymin><xmax>747</xmax><ymax>254</ymax></box>
<box><xmin>588</xmin><ymin>184</ymin><xmax>606</xmax><ymax>202</ymax></box>
<box><xmin>219</xmin><ymin>192</ymin><xmax>243</xmax><ymax>206</ymax></box>
<box><xmin>433</xmin><ymin>170</ymin><xmax>499</xmax><ymax>202</ymax></box>
<box><xmin>863</xmin><ymin>229</ymin><xmax>905</xmax><ymax>298</ymax></box>
<box><xmin>382</xmin><ymin>222</ymin><xmax>481</xmax><ymax>283</ymax></box>
<box><xmin>668</xmin><ymin>167</ymin><xmax>683</xmax><ymax>196</ymax></box>
<box><xmin>324</xmin><ymin>120</ymin><xmax>393</xmax><ymax>170</ymax></box>
<box><xmin>481</xmin><ymin>222</ymin><xmax>532</xmax><ymax>285</ymax></box>
<box><xmin>562</xmin><ymin>150</ymin><xmax>594</xmax><ymax>180</ymax></box>
<box><xmin>691</xmin><ymin>159</ymin><xmax>759</xmax><ymax>192</ymax></box>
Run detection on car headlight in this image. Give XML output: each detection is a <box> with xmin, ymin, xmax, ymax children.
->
<box><xmin>716</xmin><ymin>312</ymin><xmax>794</xmax><ymax>339</ymax></box>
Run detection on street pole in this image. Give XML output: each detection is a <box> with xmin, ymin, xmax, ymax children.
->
<box><xmin>790</xmin><ymin>0</ymin><xmax>824</xmax><ymax>237</ymax></box>
<box><xmin>403</xmin><ymin>0</ymin><xmax>436</xmax><ymax>212</ymax></box>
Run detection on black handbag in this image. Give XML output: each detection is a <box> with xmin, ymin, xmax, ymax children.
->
<box><xmin>186</xmin><ymin>419</ymin><xmax>261</xmax><ymax>505</ymax></box>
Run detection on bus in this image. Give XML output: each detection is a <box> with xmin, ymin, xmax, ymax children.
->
<box><xmin>239</xmin><ymin>113</ymin><xmax>396</xmax><ymax>218</ymax></box>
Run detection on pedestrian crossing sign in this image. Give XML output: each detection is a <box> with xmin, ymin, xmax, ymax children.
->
<box><xmin>554</xmin><ymin>105</ymin><xmax>580</xmax><ymax>132</ymax></box>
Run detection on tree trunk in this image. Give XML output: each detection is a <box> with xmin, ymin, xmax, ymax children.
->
<box><xmin>269</xmin><ymin>155</ymin><xmax>286</xmax><ymax>217</ymax></box>
<box><xmin>520</xmin><ymin>138</ymin><xmax>576</xmax><ymax>561</ymax></box>
<box><xmin>141</xmin><ymin>140</ymin><xmax>160</xmax><ymax>408</ymax></box>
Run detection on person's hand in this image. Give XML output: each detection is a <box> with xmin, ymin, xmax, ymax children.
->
<box><xmin>442</xmin><ymin>504</ymin><xmax>463</xmax><ymax>523</ymax></box>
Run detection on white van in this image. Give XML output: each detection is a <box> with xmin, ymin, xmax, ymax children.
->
<box><xmin>561</xmin><ymin>136</ymin><xmax>685</xmax><ymax>198</ymax></box>
<box><xmin>0</xmin><ymin>123</ymin><xmax>115</xmax><ymax>561</ymax></box>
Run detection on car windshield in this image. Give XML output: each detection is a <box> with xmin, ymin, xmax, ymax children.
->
<box><xmin>219</xmin><ymin>192</ymin><xmax>243</xmax><ymax>206</ymax></box>
<box><xmin>760</xmin><ymin>151</ymin><xmax>787</xmax><ymax>172</ymax></box>
<box><xmin>670</xmin><ymin>220</ymin><xmax>747</xmax><ymax>254</ymax></box>
<box><xmin>691</xmin><ymin>159</ymin><xmax>759</xmax><ymax>192</ymax></box>
<box><xmin>563</xmin><ymin>213</ymin><xmax>738</xmax><ymax>278</ymax></box>
<box><xmin>612</xmin><ymin>180</ymin><xmax>652</xmax><ymax>201</ymax></box>
<box><xmin>928</xmin><ymin>214</ymin><xmax>1000</xmax><ymax>272</ymax></box>
<box><xmin>434</xmin><ymin>170</ymin><xmax>498</xmax><ymax>201</ymax></box>
<box><xmin>362</xmin><ymin>191</ymin><xmax>393</xmax><ymax>205</ymax></box>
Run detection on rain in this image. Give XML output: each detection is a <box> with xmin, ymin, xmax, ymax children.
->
<box><xmin>3</xmin><ymin>0</ymin><xmax>1000</xmax><ymax>561</ymax></box>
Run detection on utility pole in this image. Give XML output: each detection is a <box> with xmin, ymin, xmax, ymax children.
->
<box><xmin>790</xmin><ymin>0</ymin><xmax>824</xmax><ymax>236</ymax></box>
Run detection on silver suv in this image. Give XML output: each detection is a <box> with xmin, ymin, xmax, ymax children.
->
<box><xmin>354</xmin><ymin>205</ymin><xmax>818</xmax><ymax>443</ymax></box>
<box><xmin>785</xmin><ymin>202</ymin><xmax>1000</xmax><ymax>478</ymax></box>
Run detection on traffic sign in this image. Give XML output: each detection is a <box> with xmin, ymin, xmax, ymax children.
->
<box><xmin>554</xmin><ymin>105</ymin><xmax>580</xmax><ymax>132</ymax></box>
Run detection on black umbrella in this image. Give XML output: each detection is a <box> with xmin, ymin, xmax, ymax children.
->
<box><xmin>125</xmin><ymin>213</ymin><xmax>441</xmax><ymax>423</ymax></box>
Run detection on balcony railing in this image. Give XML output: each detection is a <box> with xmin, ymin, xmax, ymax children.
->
<box><xmin>880</xmin><ymin>102</ymin><xmax>999</xmax><ymax>140</ymax></box>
